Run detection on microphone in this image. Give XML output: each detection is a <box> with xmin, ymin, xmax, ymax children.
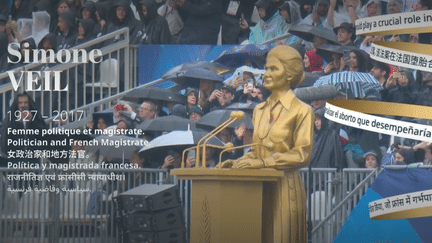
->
<box><xmin>196</xmin><ymin>111</ymin><xmax>245</xmax><ymax>168</ymax></box>
<box><xmin>180</xmin><ymin>143</ymin><xmax>235</xmax><ymax>168</ymax></box>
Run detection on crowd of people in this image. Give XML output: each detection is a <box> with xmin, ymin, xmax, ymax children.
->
<box><xmin>1</xmin><ymin>0</ymin><xmax>432</xmax><ymax>172</ymax></box>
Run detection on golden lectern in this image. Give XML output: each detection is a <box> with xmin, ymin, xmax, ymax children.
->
<box><xmin>170</xmin><ymin>111</ymin><xmax>284</xmax><ymax>243</ymax></box>
<box><xmin>171</xmin><ymin>168</ymin><xmax>283</xmax><ymax>243</ymax></box>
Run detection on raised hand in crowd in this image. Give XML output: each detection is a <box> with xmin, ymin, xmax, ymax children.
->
<box><xmin>169</xmin><ymin>0</ymin><xmax>178</xmax><ymax>9</ymax></box>
<box><xmin>324</xmin><ymin>62</ymin><xmax>336</xmax><ymax>74</ymax></box>
<box><xmin>208</xmin><ymin>89</ymin><xmax>224</xmax><ymax>105</ymax></box>
<box><xmin>5</xmin><ymin>20</ymin><xmax>23</xmax><ymax>43</ymax></box>
<box><xmin>232</xmin><ymin>76</ymin><xmax>242</xmax><ymax>90</ymax></box>
<box><xmin>162</xmin><ymin>155</ymin><xmax>175</xmax><ymax>169</ymax></box>
<box><xmin>235</xmin><ymin>122</ymin><xmax>246</xmax><ymax>140</ymax></box>
<box><xmin>115</xmin><ymin>103</ymin><xmax>134</xmax><ymax>117</ymax></box>
<box><xmin>243</xmin><ymin>82</ymin><xmax>254</xmax><ymax>95</ymax></box>
<box><xmin>239</xmin><ymin>15</ymin><xmax>248</xmax><ymax>30</ymax></box>
<box><xmin>312</xmin><ymin>8</ymin><xmax>321</xmax><ymax>26</ymax></box>
<box><xmin>339</xmin><ymin>57</ymin><xmax>347</xmax><ymax>71</ymax></box>
<box><xmin>99</xmin><ymin>19</ymin><xmax>106</xmax><ymax>30</ymax></box>
<box><xmin>362</xmin><ymin>36</ymin><xmax>374</xmax><ymax>46</ymax></box>
<box><xmin>176</xmin><ymin>0</ymin><xmax>185</xmax><ymax>7</ymax></box>
<box><xmin>385</xmin><ymin>72</ymin><xmax>400</xmax><ymax>89</ymax></box>
<box><xmin>186</xmin><ymin>153</ymin><xmax>195</xmax><ymax>168</ymax></box>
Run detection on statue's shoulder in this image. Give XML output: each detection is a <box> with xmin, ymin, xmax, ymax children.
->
<box><xmin>292</xmin><ymin>97</ymin><xmax>313</xmax><ymax>115</ymax></box>
<box><xmin>255</xmin><ymin>102</ymin><xmax>266</xmax><ymax>110</ymax></box>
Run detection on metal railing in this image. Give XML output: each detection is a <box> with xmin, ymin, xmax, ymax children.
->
<box><xmin>1</xmin><ymin>166</ymin><xmax>378</xmax><ymax>243</ymax></box>
<box><xmin>0</xmin><ymin>165</ymin><xmax>171</xmax><ymax>243</ymax></box>
<box><xmin>310</xmin><ymin>168</ymin><xmax>380</xmax><ymax>243</ymax></box>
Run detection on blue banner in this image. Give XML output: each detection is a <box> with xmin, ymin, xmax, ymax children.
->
<box><xmin>334</xmin><ymin>168</ymin><xmax>432</xmax><ymax>243</ymax></box>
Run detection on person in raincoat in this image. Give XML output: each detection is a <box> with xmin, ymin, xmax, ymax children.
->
<box><xmin>240</xmin><ymin>0</ymin><xmax>286</xmax><ymax>44</ymax></box>
<box><xmin>278</xmin><ymin>0</ymin><xmax>303</xmax><ymax>45</ymax></box>
<box><xmin>310</xmin><ymin>108</ymin><xmax>344</xmax><ymax>169</ymax></box>
<box><xmin>107</xmin><ymin>0</ymin><xmax>142</xmax><ymax>44</ymax></box>
<box><xmin>136</xmin><ymin>0</ymin><xmax>172</xmax><ymax>44</ymax></box>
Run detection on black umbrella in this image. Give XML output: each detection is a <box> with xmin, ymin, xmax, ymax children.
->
<box><xmin>162</xmin><ymin>67</ymin><xmax>224</xmax><ymax>87</ymax></box>
<box><xmin>196</xmin><ymin>109</ymin><xmax>254</xmax><ymax>130</ymax></box>
<box><xmin>123</xmin><ymin>87</ymin><xmax>186</xmax><ymax>104</ymax></box>
<box><xmin>136</xmin><ymin>115</ymin><xmax>196</xmax><ymax>132</ymax></box>
<box><xmin>316</xmin><ymin>44</ymin><xmax>356</xmax><ymax>63</ymax></box>
<box><xmin>299</xmin><ymin>72</ymin><xmax>326</xmax><ymax>87</ymax></box>
<box><xmin>174</xmin><ymin>60</ymin><xmax>231</xmax><ymax>75</ymax></box>
<box><xmin>289</xmin><ymin>24</ymin><xmax>339</xmax><ymax>45</ymax></box>
<box><xmin>213</xmin><ymin>43</ymin><xmax>277</xmax><ymax>69</ymax></box>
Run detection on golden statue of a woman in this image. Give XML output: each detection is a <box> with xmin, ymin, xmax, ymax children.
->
<box><xmin>221</xmin><ymin>45</ymin><xmax>314</xmax><ymax>242</ymax></box>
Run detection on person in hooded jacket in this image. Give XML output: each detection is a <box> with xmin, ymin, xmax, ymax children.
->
<box><xmin>310</xmin><ymin>108</ymin><xmax>345</xmax><ymax>169</ymax></box>
<box><xmin>0</xmin><ymin>32</ymin><xmax>9</xmax><ymax>76</ymax></box>
<box><xmin>278</xmin><ymin>0</ymin><xmax>303</xmax><ymax>45</ymax></box>
<box><xmin>94</xmin><ymin>1</ymin><xmax>111</xmax><ymax>38</ymax></box>
<box><xmin>176</xmin><ymin>0</ymin><xmax>223</xmax><ymax>44</ymax></box>
<box><xmin>56</xmin><ymin>10</ymin><xmax>78</xmax><ymax>50</ymax></box>
<box><xmin>136</xmin><ymin>0</ymin><xmax>172</xmax><ymax>44</ymax></box>
<box><xmin>33</xmin><ymin>0</ymin><xmax>56</xmax><ymax>33</ymax></box>
<box><xmin>50</xmin><ymin>0</ymin><xmax>76</xmax><ymax>34</ymax></box>
<box><xmin>381</xmin><ymin>70</ymin><xmax>418</xmax><ymax>105</ymax></box>
<box><xmin>75</xmin><ymin>18</ymin><xmax>96</xmax><ymax>46</ymax></box>
<box><xmin>80</xmin><ymin>1</ymin><xmax>98</xmax><ymax>23</ymax></box>
<box><xmin>8</xmin><ymin>37</ymin><xmax>36</xmax><ymax>69</ymax></box>
<box><xmin>107</xmin><ymin>0</ymin><xmax>142</xmax><ymax>44</ymax></box>
<box><xmin>301</xmin><ymin>0</ymin><xmax>330</xmax><ymax>27</ymax></box>
<box><xmin>0</xmin><ymin>92</ymin><xmax>47</xmax><ymax>159</ymax></box>
<box><xmin>240</xmin><ymin>0</ymin><xmax>286</xmax><ymax>44</ymax></box>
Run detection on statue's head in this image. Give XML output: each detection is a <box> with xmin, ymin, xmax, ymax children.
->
<box><xmin>264</xmin><ymin>46</ymin><xmax>305</xmax><ymax>90</ymax></box>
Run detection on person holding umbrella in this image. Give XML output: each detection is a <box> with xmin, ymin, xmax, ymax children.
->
<box><xmin>220</xmin><ymin>45</ymin><xmax>314</xmax><ymax>242</ymax></box>
<box><xmin>188</xmin><ymin>105</ymin><xmax>204</xmax><ymax>122</ymax></box>
<box><xmin>185</xmin><ymin>87</ymin><xmax>198</xmax><ymax>110</ymax></box>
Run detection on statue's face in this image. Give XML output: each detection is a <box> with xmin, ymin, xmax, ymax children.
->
<box><xmin>263</xmin><ymin>57</ymin><xmax>288</xmax><ymax>90</ymax></box>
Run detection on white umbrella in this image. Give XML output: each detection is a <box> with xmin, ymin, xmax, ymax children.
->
<box><xmin>139</xmin><ymin>130</ymin><xmax>224</xmax><ymax>158</ymax></box>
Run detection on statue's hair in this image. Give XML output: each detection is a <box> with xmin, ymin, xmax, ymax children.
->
<box><xmin>267</xmin><ymin>45</ymin><xmax>305</xmax><ymax>88</ymax></box>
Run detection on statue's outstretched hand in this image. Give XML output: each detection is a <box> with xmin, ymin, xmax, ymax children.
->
<box><xmin>218</xmin><ymin>159</ymin><xmax>236</xmax><ymax>168</ymax></box>
<box><xmin>232</xmin><ymin>159</ymin><xmax>264</xmax><ymax>169</ymax></box>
